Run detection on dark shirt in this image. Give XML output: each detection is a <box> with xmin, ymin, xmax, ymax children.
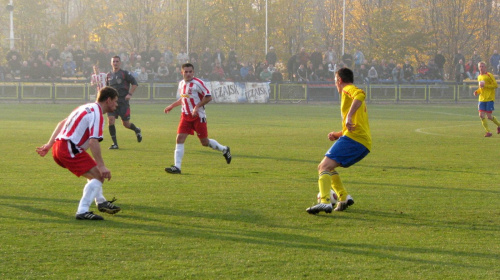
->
<box><xmin>106</xmin><ymin>69</ymin><xmax>138</xmax><ymax>99</ymax></box>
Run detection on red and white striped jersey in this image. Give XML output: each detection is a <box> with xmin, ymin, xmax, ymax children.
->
<box><xmin>178</xmin><ymin>78</ymin><xmax>211</xmax><ymax>119</ymax></box>
<box><xmin>56</xmin><ymin>103</ymin><xmax>104</xmax><ymax>152</ymax></box>
<box><xmin>90</xmin><ymin>72</ymin><xmax>107</xmax><ymax>93</ymax></box>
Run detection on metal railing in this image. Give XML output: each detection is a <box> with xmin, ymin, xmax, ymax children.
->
<box><xmin>0</xmin><ymin>80</ymin><xmax>489</xmax><ymax>103</ymax></box>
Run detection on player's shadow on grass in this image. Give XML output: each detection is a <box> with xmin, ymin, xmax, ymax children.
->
<box><xmin>2</xmin><ymin>195</ymin><xmax>498</xmax><ymax>268</ymax></box>
<box><xmin>348</xmin><ymin>180</ymin><xmax>500</xmax><ymax>195</ymax></box>
<box><xmin>359</xmin><ymin>163</ymin><xmax>498</xmax><ymax>176</ymax></box>
<box><xmin>197</xmin><ymin>150</ymin><xmax>318</xmax><ymax>164</ymax></box>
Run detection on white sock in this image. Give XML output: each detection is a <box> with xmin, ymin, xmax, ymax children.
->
<box><xmin>175</xmin><ymin>143</ymin><xmax>184</xmax><ymax>169</ymax></box>
<box><xmin>94</xmin><ymin>184</ymin><xmax>106</xmax><ymax>205</ymax></box>
<box><xmin>77</xmin><ymin>179</ymin><xmax>102</xmax><ymax>214</ymax></box>
<box><xmin>208</xmin><ymin>139</ymin><xmax>227</xmax><ymax>152</ymax></box>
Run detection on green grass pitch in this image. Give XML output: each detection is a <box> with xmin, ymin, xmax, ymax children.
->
<box><xmin>0</xmin><ymin>103</ymin><xmax>499</xmax><ymax>279</ymax></box>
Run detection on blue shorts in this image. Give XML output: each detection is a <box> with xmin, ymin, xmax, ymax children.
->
<box><xmin>325</xmin><ymin>136</ymin><xmax>370</xmax><ymax>168</ymax></box>
<box><xmin>478</xmin><ymin>101</ymin><xmax>495</xmax><ymax>113</ymax></box>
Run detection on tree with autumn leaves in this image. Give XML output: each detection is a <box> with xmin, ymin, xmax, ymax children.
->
<box><xmin>1</xmin><ymin>0</ymin><xmax>499</xmax><ymax>79</ymax></box>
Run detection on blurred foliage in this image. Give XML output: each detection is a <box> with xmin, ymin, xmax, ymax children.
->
<box><xmin>0</xmin><ymin>0</ymin><xmax>499</xmax><ymax>71</ymax></box>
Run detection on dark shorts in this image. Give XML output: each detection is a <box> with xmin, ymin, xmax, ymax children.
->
<box><xmin>177</xmin><ymin>115</ymin><xmax>208</xmax><ymax>139</ymax></box>
<box><xmin>325</xmin><ymin>136</ymin><xmax>370</xmax><ymax>168</ymax></box>
<box><xmin>478</xmin><ymin>101</ymin><xmax>494</xmax><ymax>113</ymax></box>
<box><xmin>108</xmin><ymin>100</ymin><xmax>131</xmax><ymax>121</ymax></box>
<box><xmin>52</xmin><ymin>140</ymin><xmax>96</xmax><ymax>177</ymax></box>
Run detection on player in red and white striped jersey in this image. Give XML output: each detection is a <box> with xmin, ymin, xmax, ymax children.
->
<box><xmin>90</xmin><ymin>65</ymin><xmax>107</xmax><ymax>94</ymax></box>
<box><xmin>36</xmin><ymin>87</ymin><xmax>122</xmax><ymax>220</ymax></box>
<box><xmin>164</xmin><ymin>63</ymin><xmax>232</xmax><ymax>174</ymax></box>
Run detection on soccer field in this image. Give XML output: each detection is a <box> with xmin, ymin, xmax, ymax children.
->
<box><xmin>0</xmin><ymin>103</ymin><xmax>499</xmax><ymax>279</ymax></box>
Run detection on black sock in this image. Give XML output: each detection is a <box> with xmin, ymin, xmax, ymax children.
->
<box><xmin>129</xmin><ymin>123</ymin><xmax>139</xmax><ymax>133</ymax></box>
<box><xmin>109</xmin><ymin>125</ymin><xmax>117</xmax><ymax>145</ymax></box>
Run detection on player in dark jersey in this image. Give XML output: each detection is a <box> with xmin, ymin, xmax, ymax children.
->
<box><xmin>106</xmin><ymin>55</ymin><xmax>142</xmax><ymax>149</ymax></box>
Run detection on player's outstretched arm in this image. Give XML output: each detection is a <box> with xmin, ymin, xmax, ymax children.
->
<box><xmin>36</xmin><ymin>119</ymin><xmax>66</xmax><ymax>157</ymax></box>
<box><xmin>164</xmin><ymin>99</ymin><xmax>183</xmax><ymax>114</ymax></box>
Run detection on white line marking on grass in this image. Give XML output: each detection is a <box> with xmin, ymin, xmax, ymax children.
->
<box><xmin>415</xmin><ymin>124</ymin><xmax>476</xmax><ymax>137</ymax></box>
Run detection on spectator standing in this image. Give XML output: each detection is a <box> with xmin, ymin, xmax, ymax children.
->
<box><xmin>324</xmin><ymin>47</ymin><xmax>337</xmax><ymax>66</ymax></box>
<box><xmin>73</xmin><ymin>45</ymin><xmax>85</xmax><ymax>73</ymax></box>
<box><xmin>164</xmin><ymin>63</ymin><xmax>232</xmax><ymax>174</ymax></box>
<box><xmin>99</xmin><ymin>48</ymin><xmax>114</xmax><ymax>72</ymax></box>
<box><xmin>36</xmin><ymin>87</ymin><xmax>122</xmax><ymax>220</ymax></box>
<box><xmin>106</xmin><ymin>56</ymin><xmax>142</xmax><ymax>149</ymax></box>
<box><xmin>150</xmin><ymin>45</ymin><xmax>162</xmax><ymax>63</ymax></box>
<box><xmin>46</xmin><ymin>44</ymin><xmax>60</xmax><ymax>62</ymax></box>
<box><xmin>51</xmin><ymin>61</ymin><xmax>63</xmax><ymax>81</ymax></box>
<box><xmin>245</xmin><ymin>67</ymin><xmax>258</xmax><ymax>82</ymax></box>
<box><xmin>211</xmin><ymin>61</ymin><xmax>225</xmax><ymax>81</ymax></box>
<box><xmin>63</xmin><ymin>57</ymin><xmax>76</xmax><ymax>77</ymax></box>
<box><xmin>137</xmin><ymin>67</ymin><xmax>148</xmax><ymax>83</ymax></box>
<box><xmin>297</xmin><ymin>47</ymin><xmax>309</xmax><ymax>69</ymax></box>
<box><xmin>271</xmin><ymin>68</ymin><xmax>284</xmax><ymax>83</ymax></box>
<box><xmin>201</xmin><ymin>48</ymin><xmax>212</xmax><ymax>63</ymax></box>
<box><xmin>489</xmin><ymin>50</ymin><xmax>500</xmax><ymax>74</ymax></box>
<box><xmin>240</xmin><ymin>62</ymin><xmax>251</xmax><ymax>80</ymax></box>
<box><xmin>260</xmin><ymin>66</ymin><xmax>272</xmax><ymax>82</ymax></box>
<box><xmin>474</xmin><ymin>61</ymin><xmax>500</xmax><ymax>137</ymax></box>
<box><xmin>417</xmin><ymin>62</ymin><xmax>430</xmax><ymax>79</ymax></box>
<box><xmin>471</xmin><ymin>51</ymin><xmax>482</xmax><ymax>66</ymax></box>
<box><xmin>6</xmin><ymin>47</ymin><xmax>22</xmax><ymax>63</ymax></box>
<box><xmin>392</xmin><ymin>64</ymin><xmax>404</xmax><ymax>83</ymax></box>
<box><xmin>213</xmin><ymin>49</ymin><xmax>225</xmax><ymax>65</ymax></box>
<box><xmin>177</xmin><ymin>50</ymin><xmax>189</xmax><ymax>66</ymax></box>
<box><xmin>266</xmin><ymin>46</ymin><xmax>277</xmax><ymax>66</ymax></box>
<box><xmin>310</xmin><ymin>48</ymin><xmax>323</xmax><ymax>70</ymax></box>
<box><xmin>117</xmin><ymin>48</ymin><xmax>130</xmax><ymax>70</ymax></box>
<box><xmin>227</xmin><ymin>48</ymin><xmax>238</xmax><ymax>68</ymax></box>
<box><xmin>157</xmin><ymin>61</ymin><xmax>170</xmax><ymax>82</ymax></box>
<box><xmin>60</xmin><ymin>46</ymin><xmax>73</xmax><ymax>63</ymax></box>
<box><xmin>82</xmin><ymin>57</ymin><xmax>94</xmax><ymax>77</ymax></box>
<box><xmin>367</xmin><ymin>66</ymin><xmax>378</xmax><ymax>83</ymax></box>
<box><xmin>8</xmin><ymin>54</ymin><xmax>21</xmax><ymax>78</ymax></box>
<box><xmin>453</xmin><ymin>50</ymin><xmax>466</xmax><ymax>68</ymax></box>
<box><xmin>86</xmin><ymin>45</ymin><xmax>99</xmax><ymax>65</ymax></box>
<box><xmin>354</xmin><ymin>49</ymin><xmax>365</xmax><ymax>71</ymax></box>
<box><xmin>296</xmin><ymin>64</ymin><xmax>308</xmax><ymax>82</ymax></box>
<box><xmin>287</xmin><ymin>54</ymin><xmax>297</xmax><ymax>81</ymax></box>
<box><xmin>163</xmin><ymin>47</ymin><xmax>174</xmax><ymax>66</ymax></box>
<box><xmin>403</xmin><ymin>61</ymin><xmax>414</xmax><ymax>82</ymax></box>
<box><xmin>342</xmin><ymin>51</ymin><xmax>353</xmax><ymax>68</ymax></box>
<box><xmin>455</xmin><ymin>59</ymin><xmax>465</xmax><ymax>83</ymax></box>
<box><xmin>434</xmin><ymin>50</ymin><xmax>446</xmax><ymax>80</ymax></box>
<box><xmin>20</xmin><ymin>61</ymin><xmax>30</xmax><ymax>80</ymax></box>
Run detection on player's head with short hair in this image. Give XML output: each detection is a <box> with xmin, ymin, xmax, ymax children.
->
<box><xmin>97</xmin><ymin>86</ymin><xmax>118</xmax><ymax>102</ymax></box>
<box><xmin>181</xmin><ymin>63</ymin><xmax>195</xmax><ymax>81</ymax></box>
<box><xmin>478</xmin><ymin>61</ymin><xmax>487</xmax><ymax>74</ymax></box>
<box><xmin>111</xmin><ymin>55</ymin><xmax>121</xmax><ymax>68</ymax></box>
<box><xmin>182</xmin><ymin>63</ymin><xmax>194</xmax><ymax>70</ymax></box>
<box><xmin>336</xmin><ymin>67</ymin><xmax>354</xmax><ymax>84</ymax></box>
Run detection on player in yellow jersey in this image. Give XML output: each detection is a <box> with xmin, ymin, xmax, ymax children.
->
<box><xmin>307</xmin><ymin>67</ymin><xmax>371</xmax><ymax>214</ymax></box>
<box><xmin>474</xmin><ymin>61</ymin><xmax>500</xmax><ymax>137</ymax></box>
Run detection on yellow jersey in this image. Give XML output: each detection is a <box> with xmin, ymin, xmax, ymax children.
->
<box><xmin>340</xmin><ymin>85</ymin><xmax>372</xmax><ymax>151</ymax></box>
<box><xmin>477</xmin><ymin>72</ymin><xmax>498</xmax><ymax>102</ymax></box>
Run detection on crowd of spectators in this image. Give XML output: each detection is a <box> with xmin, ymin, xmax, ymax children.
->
<box><xmin>2</xmin><ymin>43</ymin><xmax>499</xmax><ymax>84</ymax></box>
